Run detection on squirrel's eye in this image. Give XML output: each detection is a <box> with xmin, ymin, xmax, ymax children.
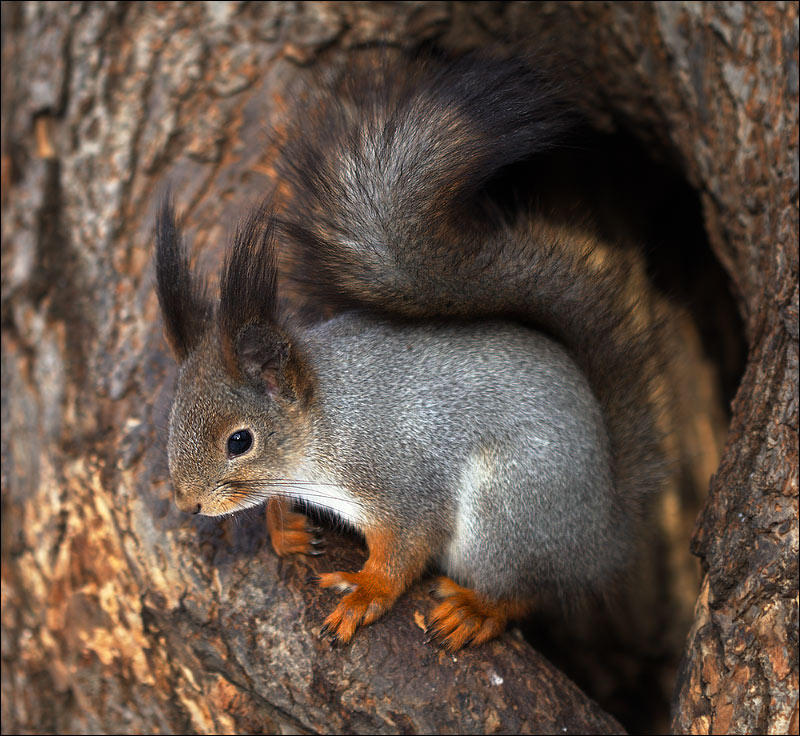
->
<box><xmin>227</xmin><ymin>430</ymin><xmax>252</xmax><ymax>457</ymax></box>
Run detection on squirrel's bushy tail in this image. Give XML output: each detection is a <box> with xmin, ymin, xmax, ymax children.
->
<box><xmin>277</xmin><ymin>52</ymin><xmax>669</xmax><ymax>513</ymax></box>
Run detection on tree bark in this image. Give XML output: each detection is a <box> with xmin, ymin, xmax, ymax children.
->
<box><xmin>1</xmin><ymin>2</ymin><xmax>796</xmax><ymax>735</ymax></box>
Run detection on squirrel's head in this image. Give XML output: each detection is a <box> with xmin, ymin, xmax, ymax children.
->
<box><xmin>155</xmin><ymin>198</ymin><xmax>313</xmax><ymax>516</ymax></box>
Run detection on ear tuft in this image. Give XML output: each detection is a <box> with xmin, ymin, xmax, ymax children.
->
<box><xmin>218</xmin><ymin>201</ymin><xmax>280</xmax><ymax>375</ymax></box>
<box><xmin>155</xmin><ymin>196</ymin><xmax>213</xmax><ymax>360</ymax></box>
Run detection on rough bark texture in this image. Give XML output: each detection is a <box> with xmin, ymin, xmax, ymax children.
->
<box><xmin>1</xmin><ymin>2</ymin><xmax>796</xmax><ymax>735</ymax></box>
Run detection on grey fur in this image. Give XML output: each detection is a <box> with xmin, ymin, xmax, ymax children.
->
<box><xmin>301</xmin><ymin>315</ymin><xmax>617</xmax><ymax>599</ymax></box>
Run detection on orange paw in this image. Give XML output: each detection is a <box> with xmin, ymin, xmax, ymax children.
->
<box><xmin>316</xmin><ymin>569</ymin><xmax>401</xmax><ymax>644</ymax></box>
<box><xmin>426</xmin><ymin>576</ymin><xmax>531</xmax><ymax>652</ymax></box>
<box><xmin>266</xmin><ymin>498</ymin><xmax>322</xmax><ymax>558</ymax></box>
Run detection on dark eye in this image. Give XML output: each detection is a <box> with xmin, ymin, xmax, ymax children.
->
<box><xmin>227</xmin><ymin>430</ymin><xmax>252</xmax><ymax>457</ymax></box>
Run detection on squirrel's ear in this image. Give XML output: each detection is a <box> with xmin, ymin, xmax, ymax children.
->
<box><xmin>155</xmin><ymin>197</ymin><xmax>212</xmax><ymax>361</ymax></box>
<box><xmin>218</xmin><ymin>202</ymin><xmax>280</xmax><ymax>375</ymax></box>
<box><xmin>234</xmin><ymin>323</ymin><xmax>291</xmax><ymax>395</ymax></box>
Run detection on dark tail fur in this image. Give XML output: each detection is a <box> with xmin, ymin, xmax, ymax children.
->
<box><xmin>277</xmin><ymin>52</ymin><xmax>669</xmax><ymax>513</ymax></box>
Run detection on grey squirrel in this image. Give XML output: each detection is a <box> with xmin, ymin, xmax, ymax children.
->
<box><xmin>155</xmin><ymin>52</ymin><xmax>669</xmax><ymax>651</ymax></box>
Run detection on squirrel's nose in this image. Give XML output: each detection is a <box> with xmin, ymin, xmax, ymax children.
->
<box><xmin>173</xmin><ymin>488</ymin><xmax>202</xmax><ymax>514</ymax></box>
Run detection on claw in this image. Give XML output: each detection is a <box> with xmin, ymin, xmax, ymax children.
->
<box><xmin>424</xmin><ymin>631</ymin><xmax>445</xmax><ymax>650</ymax></box>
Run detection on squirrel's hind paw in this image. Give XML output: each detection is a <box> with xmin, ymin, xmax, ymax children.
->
<box><xmin>316</xmin><ymin>570</ymin><xmax>402</xmax><ymax>644</ymax></box>
<box><xmin>426</xmin><ymin>577</ymin><xmax>531</xmax><ymax>652</ymax></box>
<box><xmin>266</xmin><ymin>498</ymin><xmax>322</xmax><ymax>557</ymax></box>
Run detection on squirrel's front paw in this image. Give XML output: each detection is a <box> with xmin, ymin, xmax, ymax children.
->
<box><xmin>316</xmin><ymin>570</ymin><xmax>400</xmax><ymax>644</ymax></box>
<box><xmin>426</xmin><ymin>576</ymin><xmax>531</xmax><ymax>652</ymax></box>
<box><xmin>266</xmin><ymin>498</ymin><xmax>323</xmax><ymax>558</ymax></box>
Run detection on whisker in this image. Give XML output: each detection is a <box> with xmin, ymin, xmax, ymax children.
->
<box><xmin>224</xmin><ymin>479</ymin><xmax>368</xmax><ymax>508</ymax></box>
<box><xmin>211</xmin><ymin>476</ymin><xmax>367</xmax><ymax>528</ymax></box>
<box><xmin>226</xmin><ymin>478</ymin><xmax>342</xmax><ymax>489</ymax></box>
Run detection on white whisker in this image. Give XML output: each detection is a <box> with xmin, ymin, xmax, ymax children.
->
<box><xmin>214</xmin><ymin>475</ymin><xmax>366</xmax><ymax>528</ymax></box>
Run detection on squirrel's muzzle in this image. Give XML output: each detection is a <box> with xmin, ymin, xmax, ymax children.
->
<box><xmin>173</xmin><ymin>486</ymin><xmax>202</xmax><ymax>514</ymax></box>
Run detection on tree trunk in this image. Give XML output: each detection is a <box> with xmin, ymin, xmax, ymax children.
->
<box><xmin>2</xmin><ymin>2</ymin><xmax>796</xmax><ymax>734</ymax></box>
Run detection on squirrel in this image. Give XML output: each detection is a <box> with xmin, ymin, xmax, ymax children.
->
<box><xmin>155</xmin><ymin>51</ymin><xmax>669</xmax><ymax>652</ymax></box>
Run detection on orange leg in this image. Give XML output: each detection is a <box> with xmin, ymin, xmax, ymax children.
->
<box><xmin>426</xmin><ymin>576</ymin><xmax>532</xmax><ymax>652</ymax></box>
<box><xmin>316</xmin><ymin>527</ymin><xmax>427</xmax><ymax>645</ymax></box>
<box><xmin>266</xmin><ymin>497</ymin><xmax>322</xmax><ymax>558</ymax></box>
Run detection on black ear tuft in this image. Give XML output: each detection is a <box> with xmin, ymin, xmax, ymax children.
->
<box><xmin>155</xmin><ymin>197</ymin><xmax>213</xmax><ymax>361</ymax></box>
<box><xmin>218</xmin><ymin>201</ymin><xmax>280</xmax><ymax>374</ymax></box>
